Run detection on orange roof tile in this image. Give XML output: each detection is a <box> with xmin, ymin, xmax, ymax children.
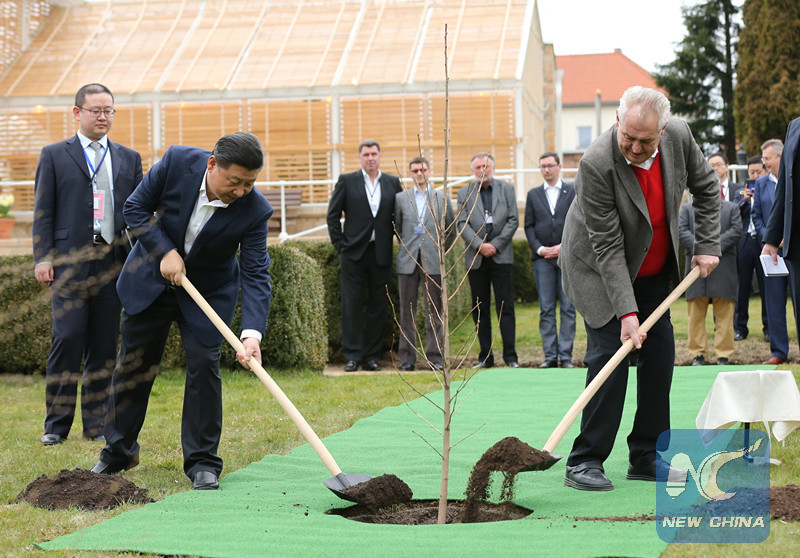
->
<box><xmin>556</xmin><ymin>49</ymin><xmax>663</xmax><ymax>105</ymax></box>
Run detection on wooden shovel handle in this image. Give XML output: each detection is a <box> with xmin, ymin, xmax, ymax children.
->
<box><xmin>178</xmin><ymin>275</ymin><xmax>343</xmax><ymax>477</ymax></box>
<box><xmin>543</xmin><ymin>266</ymin><xmax>701</xmax><ymax>454</ymax></box>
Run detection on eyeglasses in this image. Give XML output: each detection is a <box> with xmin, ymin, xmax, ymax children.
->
<box><xmin>540</xmin><ymin>164</ymin><xmax>559</xmax><ymax>170</ymax></box>
<box><xmin>79</xmin><ymin>107</ymin><xmax>116</xmax><ymax>117</ymax></box>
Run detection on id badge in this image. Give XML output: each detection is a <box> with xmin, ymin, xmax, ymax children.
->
<box><xmin>414</xmin><ymin>226</ymin><xmax>424</xmax><ymax>234</ymax></box>
<box><xmin>93</xmin><ymin>191</ymin><xmax>105</xmax><ymax>220</ymax></box>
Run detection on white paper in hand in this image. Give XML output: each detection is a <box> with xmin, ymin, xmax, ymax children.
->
<box><xmin>760</xmin><ymin>254</ymin><xmax>789</xmax><ymax>276</ymax></box>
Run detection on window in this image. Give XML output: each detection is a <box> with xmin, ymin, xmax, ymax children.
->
<box><xmin>578</xmin><ymin>126</ymin><xmax>592</xmax><ymax>149</ymax></box>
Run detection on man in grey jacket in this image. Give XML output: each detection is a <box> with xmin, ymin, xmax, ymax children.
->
<box><xmin>394</xmin><ymin>157</ymin><xmax>454</xmax><ymax>371</ymax></box>
<box><xmin>456</xmin><ymin>153</ymin><xmax>519</xmax><ymax>369</ymax></box>
<box><xmin>558</xmin><ymin>86</ymin><xmax>720</xmax><ymax>491</ymax></box>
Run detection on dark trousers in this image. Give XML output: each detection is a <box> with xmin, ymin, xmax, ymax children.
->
<box><xmin>340</xmin><ymin>243</ymin><xmax>390</xmax><ymax>363</ymax></box>
<box><xmin>398</xmin><ymin>269</ymin><xmax>444</xmax><ymax>366</ymax></box>
<box><xmin>44</xmin><ymin>248</ymin><xmax>120</xmax><ymax>439</ymax></box>
<box><xmin>468</xmin><ymin>258</ymin><xmax>517</xmax><ymax>364</ymax></box>
<box><xmin>101</xmin><ymin>289</ymin><xmax>223</xmax><ymax>478</ymax></box>
<box><xmin>734</xmin><ymin>233</ymin><xmax>768</xmax><ymax>337</ymax></box>
<box><xmin>763</xmin><ymin>274</ymin><xmax>789</xmax><ymax>359</ymax></box>
<box><xmin>568</xmin><ymin>273</ymin><xmax>674</xmax><ymax>468</ymax></box>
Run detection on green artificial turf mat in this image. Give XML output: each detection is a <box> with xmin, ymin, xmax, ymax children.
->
<box><xmin>39</xmin><ymin>364</ymin><xmax>746</xmax><ymax>557</ymax></box>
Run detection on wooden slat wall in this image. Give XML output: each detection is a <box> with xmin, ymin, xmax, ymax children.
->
<box><xmin>0</xmin><ymin>0</ymin><xmax>50</xmax><ymax>78</ymax></box>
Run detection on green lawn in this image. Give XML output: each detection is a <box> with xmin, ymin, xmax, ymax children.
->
<box><xmin>2</xmin><ymin>298</ymin><xmax>799</xmax><ymax>557</ymax></box>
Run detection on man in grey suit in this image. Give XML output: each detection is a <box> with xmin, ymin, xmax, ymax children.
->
<box><xmin>525</xmin><ymin>151</ymin><xmax>576</xmax><ymax>369</ymax></box>
<box><xmin>559</xmin><ymin>86</ymin><xmax>720</xmax><ymax>491</ymax></box>
<box><xmin>456</xmin><ymin>152</ymin><xmax>519</xmax><ymax>369</ymax></box>
<box><xmin>394</xmin><ymin>157</ymin><xmax>455</xmax><ymax>371</ymax></box>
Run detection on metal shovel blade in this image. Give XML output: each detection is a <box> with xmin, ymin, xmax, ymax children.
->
<box><xmin>520</xmin><ymin>452</ymin><xmax>563</xmax><ymax>472</ymax></box>
<box><xmin>324</xmin><ymin>472</ymin><xmax>374</xmax><ymax>502</ymax></box>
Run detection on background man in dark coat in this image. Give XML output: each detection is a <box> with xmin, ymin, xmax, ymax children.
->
<box><xmin>762</xmin><ymin>116</ymin><xmax>800</xmax><ymax>359</ymax></box>
<box><xmin>524</xmin><ymin>151</ymin><xmax>576</xmax><ymax>369</ymax></box>
<box><xmin>92</xmin><ymin>132</ymin><xmax>272</xmax><ymax>491</ymax></box>
<box><xmin>679</xmin><ymin>198</ymin><xmax>742</xmax><ymax>365</ymax></box>
<box><xmin>33</xmin><ymin>83</ymin><xmax>143</xmax><ymax>446</ymax></box>
<box><xmin>326</xmin><ymin>140</ymin><xmax>402</xmax><ymax>372</ymax></box>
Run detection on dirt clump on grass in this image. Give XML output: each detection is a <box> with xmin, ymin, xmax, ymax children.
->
<box><xmin>340</xmin><ymin>474</ymin><xmax>413</xmax><ymax>508</ymax></box>
<box><xmin>16</xmin><ymin>468</ymin><xmax>153</xmax><ymax>511</ymax></box>
<box><xmin>772</xmin><ymin>484</ymin><xmax>800</xmax><ymax>521</ymax></box>
<box><xmin>461</xmin><ymin>436</ymin><xmax>553</xmax><ymax>523</ymax></box>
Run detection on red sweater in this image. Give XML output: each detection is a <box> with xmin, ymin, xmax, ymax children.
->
<box><xmin>631</xmin><ymin>153</ymin><xmax>669</xmax><ymax>278</ymax></box>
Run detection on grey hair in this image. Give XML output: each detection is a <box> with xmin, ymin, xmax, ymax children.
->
<box><xmin>760</xmin><ymin>138</ymin><xmax>784</xmax><ymax>156</ymax></box>
<box><xmin>618</xmin><ymin>86</ymin><xmax>671</xmax><ymax>131</ymax></box>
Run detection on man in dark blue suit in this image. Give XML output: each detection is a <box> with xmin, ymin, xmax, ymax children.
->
<box><xmin>524</xmin><ymin>152</ymin><xmax>576</xmax><ymax>369</ymax></box>
<box><xmin>733</xmin><ymin>155</ymin><xmax>769</xmax><ymax>342</ymax></box>
<box><xmin>33</xmin><ymin>83</ymin><xmax>143</xmax><ymax>446</ymax></box>
<box><xmin>763</xmin><ymin>117</ymin><xmax>800</xmax><ymax>360</ymax></box>
<box><xmin>752</xmin><ymin>138</ymin><xmax>788</xmax><ymax>365</ymax></box>
<box><xmin>91</xmin><ymin>132</ymin><xmax>272</xmax><ymax>490</ymax></box>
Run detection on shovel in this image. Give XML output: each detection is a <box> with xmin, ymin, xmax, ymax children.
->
<box><xmin>178</xmin><ymin>274</ymin><xmax>372</xmax><ymax>501</ymax></box>
<box><xmin>524</xmin><ymin>266</ymin><xmax>702</xmax><ymax>472</ymax></box>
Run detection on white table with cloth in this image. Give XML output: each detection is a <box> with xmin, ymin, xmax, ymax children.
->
<box><xmin>695</xmin><ymin>369</ymin><xmax>800</xmax><ymax>464</ymax></box>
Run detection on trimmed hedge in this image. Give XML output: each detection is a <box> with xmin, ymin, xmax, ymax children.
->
<box><xmin>0</xmin><ymin>247</ymin><xmax>327</xmax><ymax>373</ymax></box>
<box><xmin>0</xmin><ymin>255</ymin><xmax>53</xmax><ymax>373</ymax></box>
<box><xmin>289</xmin><ymin>239</ymin><xmax>535</xmax><ymax>362</ymax></box>
<box><xmin>0</xmin><ymin>237</ymin><xmax>536</xmax><ymax>372</ymax></box>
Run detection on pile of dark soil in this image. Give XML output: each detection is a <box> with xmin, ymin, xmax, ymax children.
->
<box><xmin>329</xmin><ymin>499</ymin><xmax>532</xmax><ymax>524</ymax></box>
<box><xmin>340</xmin><ymin>474</ymin><xmax>413</xmax><ymax>508</ymax></box>
<box><xmin>772</xmin><ymin>484</ymin><xmax>800</xmax><ymax>521</ymax></box>
<box><xmin>461</xmin><ymin>436</ymin><xmax>552</xmax><ymax>523</ymax></box>
<box><xmin>16</xmin><ymin>468</ymin><xmax>153</xmax><ymax>511</ymax></box>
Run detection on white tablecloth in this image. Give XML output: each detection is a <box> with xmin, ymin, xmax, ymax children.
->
<box><xmin>696</xmin><ymin>370</ymin><xmax>800</xmax><ymax>443</ymax></box>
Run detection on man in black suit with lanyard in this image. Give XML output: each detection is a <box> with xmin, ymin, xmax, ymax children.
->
<box><xmin>33</xmin><ymin>83</ymin><xmax>142</xmax><ymax>446</ymax></box>
<box><xmin>327</xmin><ymin>140</ymin><xmax>402</xmax><ymax>371</ymax></box>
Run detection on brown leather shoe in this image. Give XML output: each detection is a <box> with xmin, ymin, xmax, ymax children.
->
<box><xmin>762</xmin><ymin>356</ymin><xmax>786</xmax><ymax>365</ymax></box>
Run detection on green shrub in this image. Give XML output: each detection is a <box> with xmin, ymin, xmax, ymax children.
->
<box><xmin>0</xmin><ymin>248</ymin><xmax>328</xmax><ymax>373</ymax></box>
<box><xmin>0</xmin><ymin>255</ymin><xmax>52</xmax><ymax>373</ymax></box>
<box><xmin>512</xmin><ymin>239</ymin><xmax>537</xmax><ymax>303</ymax></box>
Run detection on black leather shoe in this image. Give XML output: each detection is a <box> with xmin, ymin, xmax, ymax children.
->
<box><xmin>505</xmin><ymin>360</ymin><xmax>521</xmax><ymax>368</ymax></box>
<box><xmin>431</xmin><ymin>362</ymin><xmax>443</xmax><ymax>371</ymax></box>
<box><xmin>716</xmin><ymin>357</ymin><xmax>729</xmax><ymax>365</ymax></box>
<box><xmin>471</xmin><ymin>359</ymin><xmax>494</xmax><ymax>370</ymax></box>
<box><xmin>538</xmin><ymin>360</ymin><xmax>558</xmax><ymax>369</ymax></box>
<box><xmin>399</xmin><ymin>362</ymin><xmax>415</xmax><ymax>371</ymax></box>
<box><xmin>734</xmin><ymin>331</ymin><xmax>746</xmax><ymax>341</ymax></box>
<box><xmin>564</xmin><ymin>462</ymin><xmax>614</xmax><ymax>491</ymax></box>
<box><xmin>344</xmin><ymin>360</ymin><xmax>358</xmax><ymax>372</ymax></box>
<box><xmin>692</xmin><ymin>355</ymin><xmax>705</xmax><ymax>366</ymax></box>
<box><xmin>362</xmin><ymin>360</ymin><xmax>381</xmax><ymax>371</ymax></box>
<box><xmin>192</xmin><ymin>470</ymin><xmax>219</xmax><ymax>490</ymax></box>
<box><xmin>627</xmin><ymin>460</ymin><xmax>687</xmax><ymax>483</ymax></box>
<box><xmin>91</xmin><ymin>453</ymin><xmax>140</xmax><ymax>474</ymax></box>
<box><xmin>41</xmin><ymin>433</ymin><xmax>64</xmax><ymax>446</ymax></box>
<box><xmin>560</xmin><ymin>360</ymin><xmax>574</xmax><ymax>368</ymax></box>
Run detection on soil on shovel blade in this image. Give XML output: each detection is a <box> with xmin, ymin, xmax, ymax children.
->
<box><xmin>340</xmin><ymin>474</ymin><xmax>413</xmax><ymax>508</ymax></box>
<box><xmin>16</xmin><ymin>468</ymin><xmax>153</xmax><ymax>511</ymax></box>
<box><xmin>462</xmin><ymin>436</ymin><xmax>552</xmax><ymax>523</ymax></box>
